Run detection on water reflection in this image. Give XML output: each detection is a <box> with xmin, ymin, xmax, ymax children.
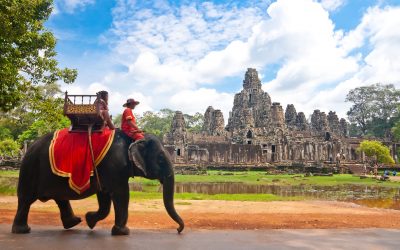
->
<box><xmin>174</xmin><ymin>182</ymin><xmax>400</xmax><ymax>200</ymax></box>
<box><xmin>353</xmin><ymin>199</ymin><xmax>400</xmax><ymax>210</ymax></box>
<box><xmin>130</xmin><ymin>182</ymin><xmax>400</xmax><ymax>210</ymax></box>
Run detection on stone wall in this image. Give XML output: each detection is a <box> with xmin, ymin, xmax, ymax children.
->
<box><xmin>186</xmin><ymin>143</ymin><xmax>263</xmax><ymax>164</ymax></box>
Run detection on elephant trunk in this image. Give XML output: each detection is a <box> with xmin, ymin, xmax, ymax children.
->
<box><xmin>163</xmin><ymin>174</ymin><xmax>184</xmax><ymax>233</ymax></box>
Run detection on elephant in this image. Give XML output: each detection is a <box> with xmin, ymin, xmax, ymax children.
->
<box><xmin>11</xmin><ymin>129</ymin><xmax>184</xmax><ymax>235</ymax></box>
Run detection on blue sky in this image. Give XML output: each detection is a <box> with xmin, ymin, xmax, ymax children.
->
<box><xmin>47</xmin><ymin>0</ymin><xmax>400</xmax><ymax>120</ymax></box>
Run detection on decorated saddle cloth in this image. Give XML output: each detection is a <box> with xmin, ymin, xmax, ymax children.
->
<box><xmin>49</xmin><ymin>128</ymin><xmax>115</xmax><ymax>194</ymax></box>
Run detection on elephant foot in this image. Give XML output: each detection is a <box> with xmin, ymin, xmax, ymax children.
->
<box><xmin>111</xmin><ymin>225</ymin><xmax>130</xmax><ymax>236</ymax></box>
<box><xmin>12</xmin><ymin>224</ymin><xmax>31</xmax><ymax>234</ymax></box>
<box><xmin>85</xmin><ymin>212</ymin><xmax>98</xmax><ymax>229</ymax></box>
<box><xmin>62</xmin><ymin>216</ymin><xmax>82</xmax><ymax>229</ymax></box>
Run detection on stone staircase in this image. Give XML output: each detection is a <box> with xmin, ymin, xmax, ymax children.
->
<box><xmin>343</xmin><ymin>163</ymin><xmax>365</xmax><ymax>175</ymax></box>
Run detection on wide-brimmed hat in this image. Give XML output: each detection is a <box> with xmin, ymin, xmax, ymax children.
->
<box><xmin>123</xmin><ymin>98</ymin><xmax>140</xmax><ymax>107</ymax></box>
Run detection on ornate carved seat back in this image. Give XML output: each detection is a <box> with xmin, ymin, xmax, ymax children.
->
<box><xmin>63</xmin><ymin>92</ymin><xmax>105</xmax><ymax>132</ymax></box>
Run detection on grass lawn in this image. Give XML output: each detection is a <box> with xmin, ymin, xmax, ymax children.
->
<box><xmin>132</xmin><ymin>171</ymin><xmax>400</xmax><ymax>188</ymax></box>
<box><xmin>0</xmin><ymin>170</ymin><xmax>19</xmax><ymax>178</ymax></box>
<box><xmin>0</xmin><ymin>170</ymin><xmax>398</xmax><ymax>201</ymax></box>
<box><xmin>130</xmin><ymin>191</ymin><xmax>306</xmax><ymax>202</ymax></box>
<box><xmin>0</xmin><ymin>176</ymin><xmax>18</xmax><ymax>195</ymax></box>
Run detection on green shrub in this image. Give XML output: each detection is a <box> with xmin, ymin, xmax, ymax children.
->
<box><xmin>358</xmin><ymin>140</ymin><xmax>395</xmax><ymax>165</ymax></box>
<box><xmin>0</xmin><ymin>127</ymin><xmax>13</xmax><ymax>140</ymax></box>
<box><xmin>17</xmin><ymin>117</ymin><xmax>70</xmax><ymax>145</ymax></box>
<box><xmin>0</xmin><ymin>139</ymin><xmax>20</xmax><ymax>158</ymax></box>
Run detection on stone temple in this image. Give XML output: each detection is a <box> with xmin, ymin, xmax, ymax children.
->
<box><xmin>163</xmin><ymin>68</ymin><xmax>393</xmax><ymax>166</ymax></box>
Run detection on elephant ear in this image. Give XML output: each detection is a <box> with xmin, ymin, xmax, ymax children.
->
<box><xmin>128</xmin><ymin>139</ymin><xmax>147</xmax><ymax>176</ymax></box>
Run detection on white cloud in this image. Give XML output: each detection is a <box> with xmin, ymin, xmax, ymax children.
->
<box><xmin>241</xmin><ymin>0</ymin><xmax>357</xmax><ymax>119</ymax></box>
<box><xmin>127</xmin><ymin>51</ymin><xmax>195</xmax><ymax>93</ymax></box>
<box><xmin>355</xmin><ymin>6</ymin><xmax>400</xmax><ymax>83</ymax></box>
<box><xmin>94</xmin><ymin>0</ymin><xmax>360</xmax><ymax>117</ymax></box>
<box><xmin>64</xmin><ymin>0</ymin><xmax>400</xmax><ymax>124</ymax></box>
<box><xmin>55</xmin><ymin>0</ymin><xmax>95</xmax><ymax>14</ymax></box>
<box><xmin>290</xmin><ymin>5</ymin><xmax>400</xmax><ymax>119</ymax></box>
<box><xmin>319</xmin><ymin>0</ymin><xmax>346</xmax><ymax>11</ymax></box>
<box><xmin>108</xmin><ymin>1</ymin><xmax>264</xmax><ymax>68</ymax></box>
<box><xmin>169</xmin><ymin>88</ymin><xmax>233</xmax><ymax>120</ymax></box>
<box><xmin>194</xmin><ymin>40</ymin><xmax>252</xmax><ymax>83</ymax></box>
<box><xmin>91</xmin><ymin>0</ymin><xmax>266</xmax><ymax>115</ymax></box>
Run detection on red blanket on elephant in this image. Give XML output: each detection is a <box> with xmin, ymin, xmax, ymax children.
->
<box><xmin>49</xmin><ymin>128</ymin><xmax>115</xmax><ymax>194</ymax></box>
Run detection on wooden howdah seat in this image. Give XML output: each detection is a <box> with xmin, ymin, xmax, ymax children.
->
<box><xmin>63</xmin><ymin>92</ymin><xmax>105</xmax><ymax>133</ymax></box>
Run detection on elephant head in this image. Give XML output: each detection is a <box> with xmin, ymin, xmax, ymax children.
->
<box><xmin>128</xmin><ymin>135</ymin><xmax>184</xmax><ymax>233</ymax></box>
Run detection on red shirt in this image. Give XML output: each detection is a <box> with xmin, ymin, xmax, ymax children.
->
<box><xmin>121</xmin><ymin>108</ymin><xmax>137</xmax><ymax>132</ymax></box>
<box><xmin>121</xmin><ymin>108</ymin><xmax>144</xmax><ymax>141</ymax></box>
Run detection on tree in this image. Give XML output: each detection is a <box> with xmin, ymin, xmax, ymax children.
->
<box><xmin>348</xmin><ymin>123</ymin><xmax>362</xmax><ymax>137</ymax></box>
<box><xmin>346</xmin><ymin>84</ymin><xmax>400</xmax><ymax>137</ymax></box>
<box><xmin>136</xmin><ymin>109</ymin><xmax>205</xmax><ymax>139</ymax></box>
<box><xmin>112</xmin><ymin>114</ymin><xmax>122</xmax><ymax>128</ymax></box>
<box><xmin>0</xmin><ymin>0</ymin><xmax>77</xmax><ymax>112</ymax></box>
<box><xmin>1</xmin><ymin>81</ymin><xmax>70</xmax><ymax>143</ymax></box>
<box><xmin>392</xmin><ymin>119</ymin><xmax>400</xmax><ymax>140</ymax></box>
<box><xmin>0</xmin><ymin>126</ymin><xmax>12</xmax><ymax>140</ymax></box>
<box><xmin>184</xmin><ymin>112</ymin><xmax>204</xmax><ymax>133</ymax></box>
<box><xmin>17</xmin><ymin>116</ymin><xmax>70</xmax><ymax>145</ymax></box>
<box><xmin>137</xmin><ymin>109</ymin><xmax>175</xmax><ymax>139</ymax></box>
<box><xmin>358</xmin><ymin>140</ymin><xmax>395</xmax><ymax>166</ymax></box>
<box><xmin>0</xmin><ymin>138</ymin><xmax>20</xmax><ymax>158</ymax></box>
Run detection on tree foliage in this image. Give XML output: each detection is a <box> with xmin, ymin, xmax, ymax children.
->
<box><xmin>184</xmin><ymin>112</ymin><xmax>204</xmax><ymax>133</ymax></box>
<box><xmin>0</xmin><ymin>0</ymin><xmax>76</xmax><ymax>143</ymax></box>
<box><xmin>135</xmin><ymin>109</ymin><xmax>205</xmax><ymax>139</ymax></box>
<box><xmin>137</xmin><ymin>109</ymin><xmax>175</xmax><ymax>139</ymax></box>
<box><xmin>357</xmin><ymin>140</ymin><xmax>394</xmax><ymax>165</ymax></box>
<box><xmin>1</xmin><ymin>82</ymin><xmax>70</xmax><ymax>144</ymax></box>
<box><xmin>392</xmin><ymin>120</ymin><xmax>400</xmax><ymax>141</ymax></box>
<box><xmin>0</xmin><ymin>138</ymin><xmax>20</xmax><ymax>158</ymax></box>
<box><xmin>112</xmin><ymin>114</ymin><xmax>122</xmax><ymax>128</ymax></box>
<box><xmin>17</xmin><ymin>116</ymin><xmax>70</xmax><ymax>145</ymax></box>
<box><xmin>0</xmin><ymin>0</ymin><xmax>77</xmax><ymax>112</ymax></box>
<box><xmin>346</xmin><ymin>84</ymin><xmax>400</xmax><ymax>137</ymax></box>
<box><xmin>0</xmin><ymin>126</ymin><xmax>12</xmax><ymax>141</ymax></box>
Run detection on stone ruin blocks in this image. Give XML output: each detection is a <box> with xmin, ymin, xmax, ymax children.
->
<box><xmin>164</xmin><ymin>68</ymin><xmax>375</xmax><ymax>166</ymax></box>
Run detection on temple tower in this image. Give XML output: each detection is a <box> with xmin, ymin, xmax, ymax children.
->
<box><xmin>271</xmin><ymin>102</ymin><xmax>285</xmax><ymax>127</ymax></box>
<box><xmin>203</xmin><ymin>106</ymin><xmax>225</xmax><ymax>136</ymax></box>
<box><xmin>226</xmin><ymin>68</ymin><xmax>272</xmax><ymax>133</ymax></box>
<box><xmin>285</xmin><ymin>104</ymin><xmax>297</xmax><ymax>129</ymax></box>
<box><xmin>327</xmin><ymin>111</ymin><xmax>340</xmax><ymax>135</ymax></box>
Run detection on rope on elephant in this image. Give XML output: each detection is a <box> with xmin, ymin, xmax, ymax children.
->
<box><xmin>88</xmin><ymin>124</ymin><xmax>102</xmax><ymax>191</ymax></box>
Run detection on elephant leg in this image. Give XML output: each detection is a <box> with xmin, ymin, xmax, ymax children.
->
<box><xmin>111</xmin><ymin>185</ymin><xmax>130</xmax><ymax>236</ymax></box>
<box><xmin>55</xmin><ymin>200</ymin><xmax>81</xmax><ymax>229</ymax></box>
<box><xmin>85</xmin><ymin>191</ymin><xmax>111</xmax><ymax>229</ymax></box>
<box><xmin>12</xmin><ymin>197</ymin><xmax>36</xmax><ymax>234</ymax></box>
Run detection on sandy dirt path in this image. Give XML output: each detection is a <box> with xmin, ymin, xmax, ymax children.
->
<box><xmin>1</xmin><ymin>196</ymin><xmax>400</xmax><ymax>230</ymax></box>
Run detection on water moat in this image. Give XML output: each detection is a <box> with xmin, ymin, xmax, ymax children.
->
<box><xmin>129</xmin><ymin>182</ymin><xmax>400</xmax><ymax>210</ymax></box>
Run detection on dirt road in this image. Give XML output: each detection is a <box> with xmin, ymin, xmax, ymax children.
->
<box><xmin>1</xmin><ymin>196</ymin><xmax>400</xmax><ymax>230</ymax></box>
